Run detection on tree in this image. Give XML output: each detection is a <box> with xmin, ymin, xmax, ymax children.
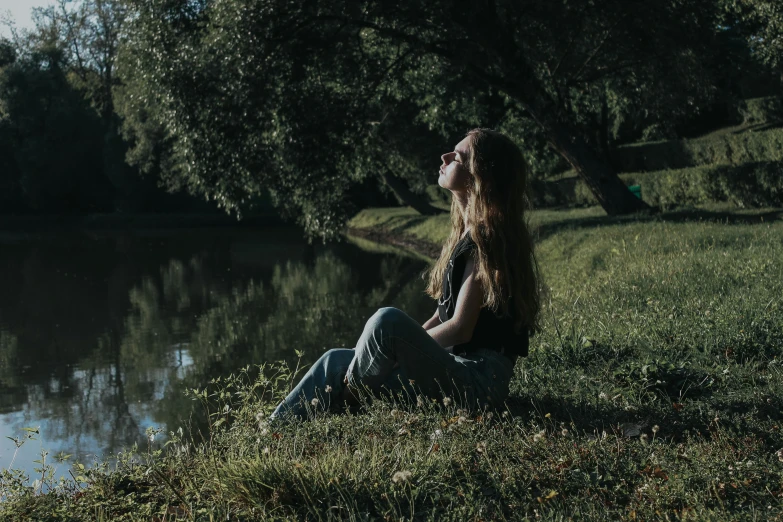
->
<box><xmin>0</xmin><ymin>43</ymin><xmax>111</xmax><ymax>211</ymax></box>
<box><xmin>722</xmin><ymin>0</ymin><xmax>783</xmax><ymax>95</ymax></box>
<box><xmin>117</xmin><ymin>0</ymin><xmax>728</xmax><ymax>240</ymax></box>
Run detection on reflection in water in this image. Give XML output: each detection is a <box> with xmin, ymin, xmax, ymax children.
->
<box><xmin>0</xmin><ymin>228</ymin><xmax>432</xmax><ymax>477</ymax></box>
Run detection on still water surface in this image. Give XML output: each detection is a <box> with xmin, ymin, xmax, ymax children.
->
<box><xmin>0</xmin><ymin>225</ymin><xmax>432</xmax><ymax>478</ymax></box>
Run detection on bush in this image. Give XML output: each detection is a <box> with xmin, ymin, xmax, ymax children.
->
<box><xmin>737</xmin><ymin>96</ymin><xmax>783</xmax><ymax>125</ymax></box>
<box><xmin>531</xmin><ymin>161</ymin><xmax>783</xmax><ymax>210</ymax></box>
<box><xmin>612</xmin><ymin>127</ymin><xmax>783</xmax><ymax>173</ymax></box>
<box><xmin>620</xmin><ymin>161</ymin><xmax>783</xmax><ymax>209</ymax></box>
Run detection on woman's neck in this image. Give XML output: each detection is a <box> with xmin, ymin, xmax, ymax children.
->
<box><xmin>453</xmin><ymin>193</ymin><xmax>470</xmax><ymax>234</ymax></box>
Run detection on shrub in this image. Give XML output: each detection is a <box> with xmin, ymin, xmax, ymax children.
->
<box><xmin>531</xmin><ymin>161</ymin><xmax>783</xmax><ymax>210</ymax></box>
<box><xmin>737</xmin><ymin>96</ymin><xmax>783</xmax><ymax>125</ymax></box>
<box><xmin>612</xmin><ymin>127</ymin><xmax>783</xmax><ymax>173</ymax></box>
<box><xmin>620</xmin><ymin>161</ymin><xmax>783</xmax><ymax>209</ymax></box>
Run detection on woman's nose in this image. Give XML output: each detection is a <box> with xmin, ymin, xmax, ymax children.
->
<box><xmin>440</xmin><ymin>153</ymin><xmax>449</xmax><ymax>164</ymax></box>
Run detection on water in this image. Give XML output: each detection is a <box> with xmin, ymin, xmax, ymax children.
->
<box><xmin>0</xmin><ymin>224</ymin><xmax>432</xmax><ymax>479</ymax></box>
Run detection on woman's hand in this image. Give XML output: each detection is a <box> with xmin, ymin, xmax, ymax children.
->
<box><xmin>422</xmin><ymin>309</ymin><xmax>442</xmax><ymax>330</ymax></box>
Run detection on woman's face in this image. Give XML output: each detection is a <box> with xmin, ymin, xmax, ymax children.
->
<box><xmin>438</xmin><ymin>136</ymin><xmax>472</xmax><ymax>195</ymax></box>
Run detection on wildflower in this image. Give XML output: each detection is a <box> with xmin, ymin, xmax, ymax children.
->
<box><xmin>476</xmin><ymin>441</ymin><xmax>487</xmax><ymax>454</ymax></box>
<box><xmin>392</xmin><ymin>470</ymin><xmax>412</xmax><ymax>484</ymax></box>
<box><xmin>502</xmin><ymin>411</ymin><xmax>510</xmax><ymax>419</ymax></box>
<box><xmin>390</xmin><ymin>409</ymin><xmax>400</xmax><ymax>418</ymax></box>
<box><xmin>652</xmin><ymin>425</ymin><xmax>660</xmax><ymax>434</ymax></box>
<box><xmin>598</xmin><ymin>392</ymin><xmax>608</xmax><ymax>400</ymax></box>
<box><xmin>485</xmin><ymin>412</ymin><xmax>494</xmax><ymax>421</ymax></box>
<box><xmin>430</xmin><ymin>429</ymin><xmax>443</xmax><ymax>440</ymax></box>
<box><xmin>325</xmin><ymin>385</ymin><xmax>332</xmax><ymax>393</ymax></box>
<box><xmin>311</xmin><ymin>398</ymin><xmax>320</xmax><ymax>407</ymax></box>
<box><xmin>262</xmin><ymin>447</ymin><xmax>270</xmax><ymax>455</ymax></box>
<box><xmin>640</xmin><ymin>433</ymin><xmax>649</xmax><ymax>444</ymax></box>
<box><xmin>417</xmin><ymin>396</ymin><xmax>425</xmax><ymax>408</ymax></box>
<box><xmin>533</xmin><ymin>430</ymin><xmax>546</xmax><ymax>442</ymax></box>
<box><xmin>257</xmin><ymin>415</ymin><xmax>270</xmax><ymax>435</ymax></box>
<box><xmin>148</xmin><ymin>433</ymin><xmax>155</xmax><ymax>444</ymax></box>
<box><xmin>443</xmin><ymin>397</ymin><xmax>453</xmax><ymax>407</ymax></box>
<box><xmin>457</xmin><ymin>416</ymin><xmax>467</xmax><ymax>426</ymax></box>
<box><xmin>561</xmin><ymin>428</ymin><xmax>569</xmax><ymax>437</ymax></box>
<box><xmin>776</xmin><ymin>448</ymin><xmax>783</xmax><ymax>462</ymax></box>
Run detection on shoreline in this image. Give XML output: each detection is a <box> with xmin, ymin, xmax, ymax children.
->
<box><xmin>345</xmin><ymin>226</ymin><xmax>441</xmax><ymax>261</ymax></box>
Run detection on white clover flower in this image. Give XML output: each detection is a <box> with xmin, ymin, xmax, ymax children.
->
<box><xmin>443</xmin><ymin>397</ymin><xmax>453</xmax><ymax>407</ymax></box>
<box><xmin>476</xmin><ymin>441</ymin><xmax>487</xmax><ymax>454</ymax></box>
<box><xmin>485</xmin><ymin>412</ymin><xmax>494</xmax><ymax>421</ymax></box>
<box><xmin>325</xmin><ymin>385</ymin><xmax>332</xmax><ymax>393</ymax></box>
<box><xmin>561</xmin><ymin>428</ymin><xmax>569</xmax><ymax>437</ymax></box>
<box><xmin>430</xmin><ymin>429</ymin><xmax>443</xmax><ymax>440</ymax></box>
<box><xmin>777</xmin><ymin>448</ymin><xmax>783</xmax><ymax>463</ymax></box>
<box><xmin>533</xmin><ymin>430</ymin><xmax>546</xmax><ymax>442</ymax></box>
<box><xmin>392</xmin><ymin>470</ymin><xmax>412</xmax><ymax>484</ymax></box>
<box><xmin>457</xmin><ymin>416</ymin><xmax>467</xmax><ymax>425</ymax></box>
<box><xmin>311</xmin><ymin>398</ymin><xmax>320</xmax><ymax>407</ymax></box>
<box><xmin>262</xmin><ymin>447</ymin><xmax>270</xmax><ymax>455</ymax></box>
<box><xmin>652</xmin><ymin>425</ymin><xmax>660</xmax><ymax>434</ymax></box>
<box><xmin>640</xmin><ymin>433</ymin><xmax>649</xmax><ymax>444</ymax></box>
<box><xmin>598</xmin><ymin>392</ymin><xmax>608</xmax><ymax>400</ymax></box>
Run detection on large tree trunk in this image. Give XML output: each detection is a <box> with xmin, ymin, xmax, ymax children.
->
<box><xmin>380</xmin><ymin>171</ymin><xmax>444</xmax><ymax>215</ymax></box>
<box><xmin>536</xmin><ymin>112</ymin><xmax>650</xmax><ymax>214</ymax></box>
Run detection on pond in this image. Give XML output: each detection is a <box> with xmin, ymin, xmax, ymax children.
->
<box><xmin>0</xmin><ymin>224</ymin><xmax>433</xmax><ymax>480</ymax></box>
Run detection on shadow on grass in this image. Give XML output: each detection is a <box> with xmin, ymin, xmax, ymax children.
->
<box><xmin>503</xmin><ymin>390</ymin><xmax>783</xmax><ymax>449</ymax></box>
<box><xmin>533</xmin><ymin>206</ymin><xmax>783</xmax><ymax>243</ymax></box>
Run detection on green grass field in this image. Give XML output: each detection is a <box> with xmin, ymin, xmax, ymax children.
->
<box><xmin>2</xmin><ymin>205</ymin><xmax>782</xmax><ymax>521</ymax></box>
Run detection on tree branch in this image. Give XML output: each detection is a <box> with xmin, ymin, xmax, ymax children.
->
<box><xmin>571</xmin><ymin>13</ymin><xmax>628</xmax><ymax>83</ymax></box>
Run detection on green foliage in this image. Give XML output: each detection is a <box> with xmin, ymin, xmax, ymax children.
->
<box><xmin>723</xmin><ymin>0</ymin><xmax>783</xmax><ymax>71</ymax></box>
<box><xmin>0</xmin><ymin>45</ymin><xmax>112</xmax><ymax>212</ymax></box>
<box><xmin>737</xmin><ymin>96</ymin><xmax>783</xmax><ymax>124</ymax></box>
<box><xmin>612</xmin><ymin>127</ymin><xmax>783</xmax><ymax>173</ymax></box>
<box><xmin>114</xmin><ymin>0</ymin><xmax>734</xmax><ymax>237</ymax></box>
<box><xmin>619</xmin><ymin>161</ymin><xmax>783</xmax><ymax>209</ymax></box>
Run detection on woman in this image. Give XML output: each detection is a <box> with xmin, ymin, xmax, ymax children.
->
<box><xmin>270</xmin><ymin>128</ymin><xmax>541</xmax><ymax>421</ymax></box>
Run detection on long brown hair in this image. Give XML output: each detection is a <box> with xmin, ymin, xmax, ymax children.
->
<box><xmin>425</xmin><ymin>128</ymin><xmax>541</xmax><ymax>334</ymax></box>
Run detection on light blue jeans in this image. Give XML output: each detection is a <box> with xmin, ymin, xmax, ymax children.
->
<box><xmin>269</xmin><ymin>307</ymin><xmax>515</xmax><ymax>421</ymax></box>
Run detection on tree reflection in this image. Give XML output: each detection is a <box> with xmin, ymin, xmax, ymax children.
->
<box><xmin>0</xmin><ymin>240</ymin><xmax>432</xmax><ymax>465</ymax></box>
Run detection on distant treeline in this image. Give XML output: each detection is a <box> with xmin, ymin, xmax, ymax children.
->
<box><xmin>1</xmin><ymin>0</ymin><xmax>782</xmax><ymax>235</ymax></box>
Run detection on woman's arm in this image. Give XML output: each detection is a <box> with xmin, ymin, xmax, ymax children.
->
<box><xmin>425</xmin><ymin>256</ymin><xmax>482</xmax><ymax>349</ymax></box>
<box><xmin>422</xmin><ymin>309</ymin><xmax>441</xmax><ymax>330</ymax></box>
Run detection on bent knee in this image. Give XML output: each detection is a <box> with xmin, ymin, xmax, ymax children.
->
<box><xmin>365</xmin><ymin>307</ymin><xmax>408</xmax><ymax>332</ymax></box>
<box><xmin>320</xmin><ymin>348</ymin><xmax>354</xmax><ymax>370</ymax></box>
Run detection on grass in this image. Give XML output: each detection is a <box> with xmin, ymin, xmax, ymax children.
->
<box><xmin>2</xmin><ymin>205</ymin><xmax>783</xmax><ymax>521</ymax></box>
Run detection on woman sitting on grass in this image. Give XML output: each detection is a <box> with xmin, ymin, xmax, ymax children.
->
<box><xmin>270</xmin><ymin>128</ymin><xmax>541</xmax><ymax>421</ymax></box>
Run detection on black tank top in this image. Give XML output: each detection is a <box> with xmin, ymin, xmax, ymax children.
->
<box><xmin>437</xmin><ymin>234</ymin><xmax>530</xmax><ymax>360</ymax></box>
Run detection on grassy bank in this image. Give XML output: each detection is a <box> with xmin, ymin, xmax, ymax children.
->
<box><xmin>2</xmin><ymin>205</ymin><xmax>783</xmax><ymax>521</ymax></box>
